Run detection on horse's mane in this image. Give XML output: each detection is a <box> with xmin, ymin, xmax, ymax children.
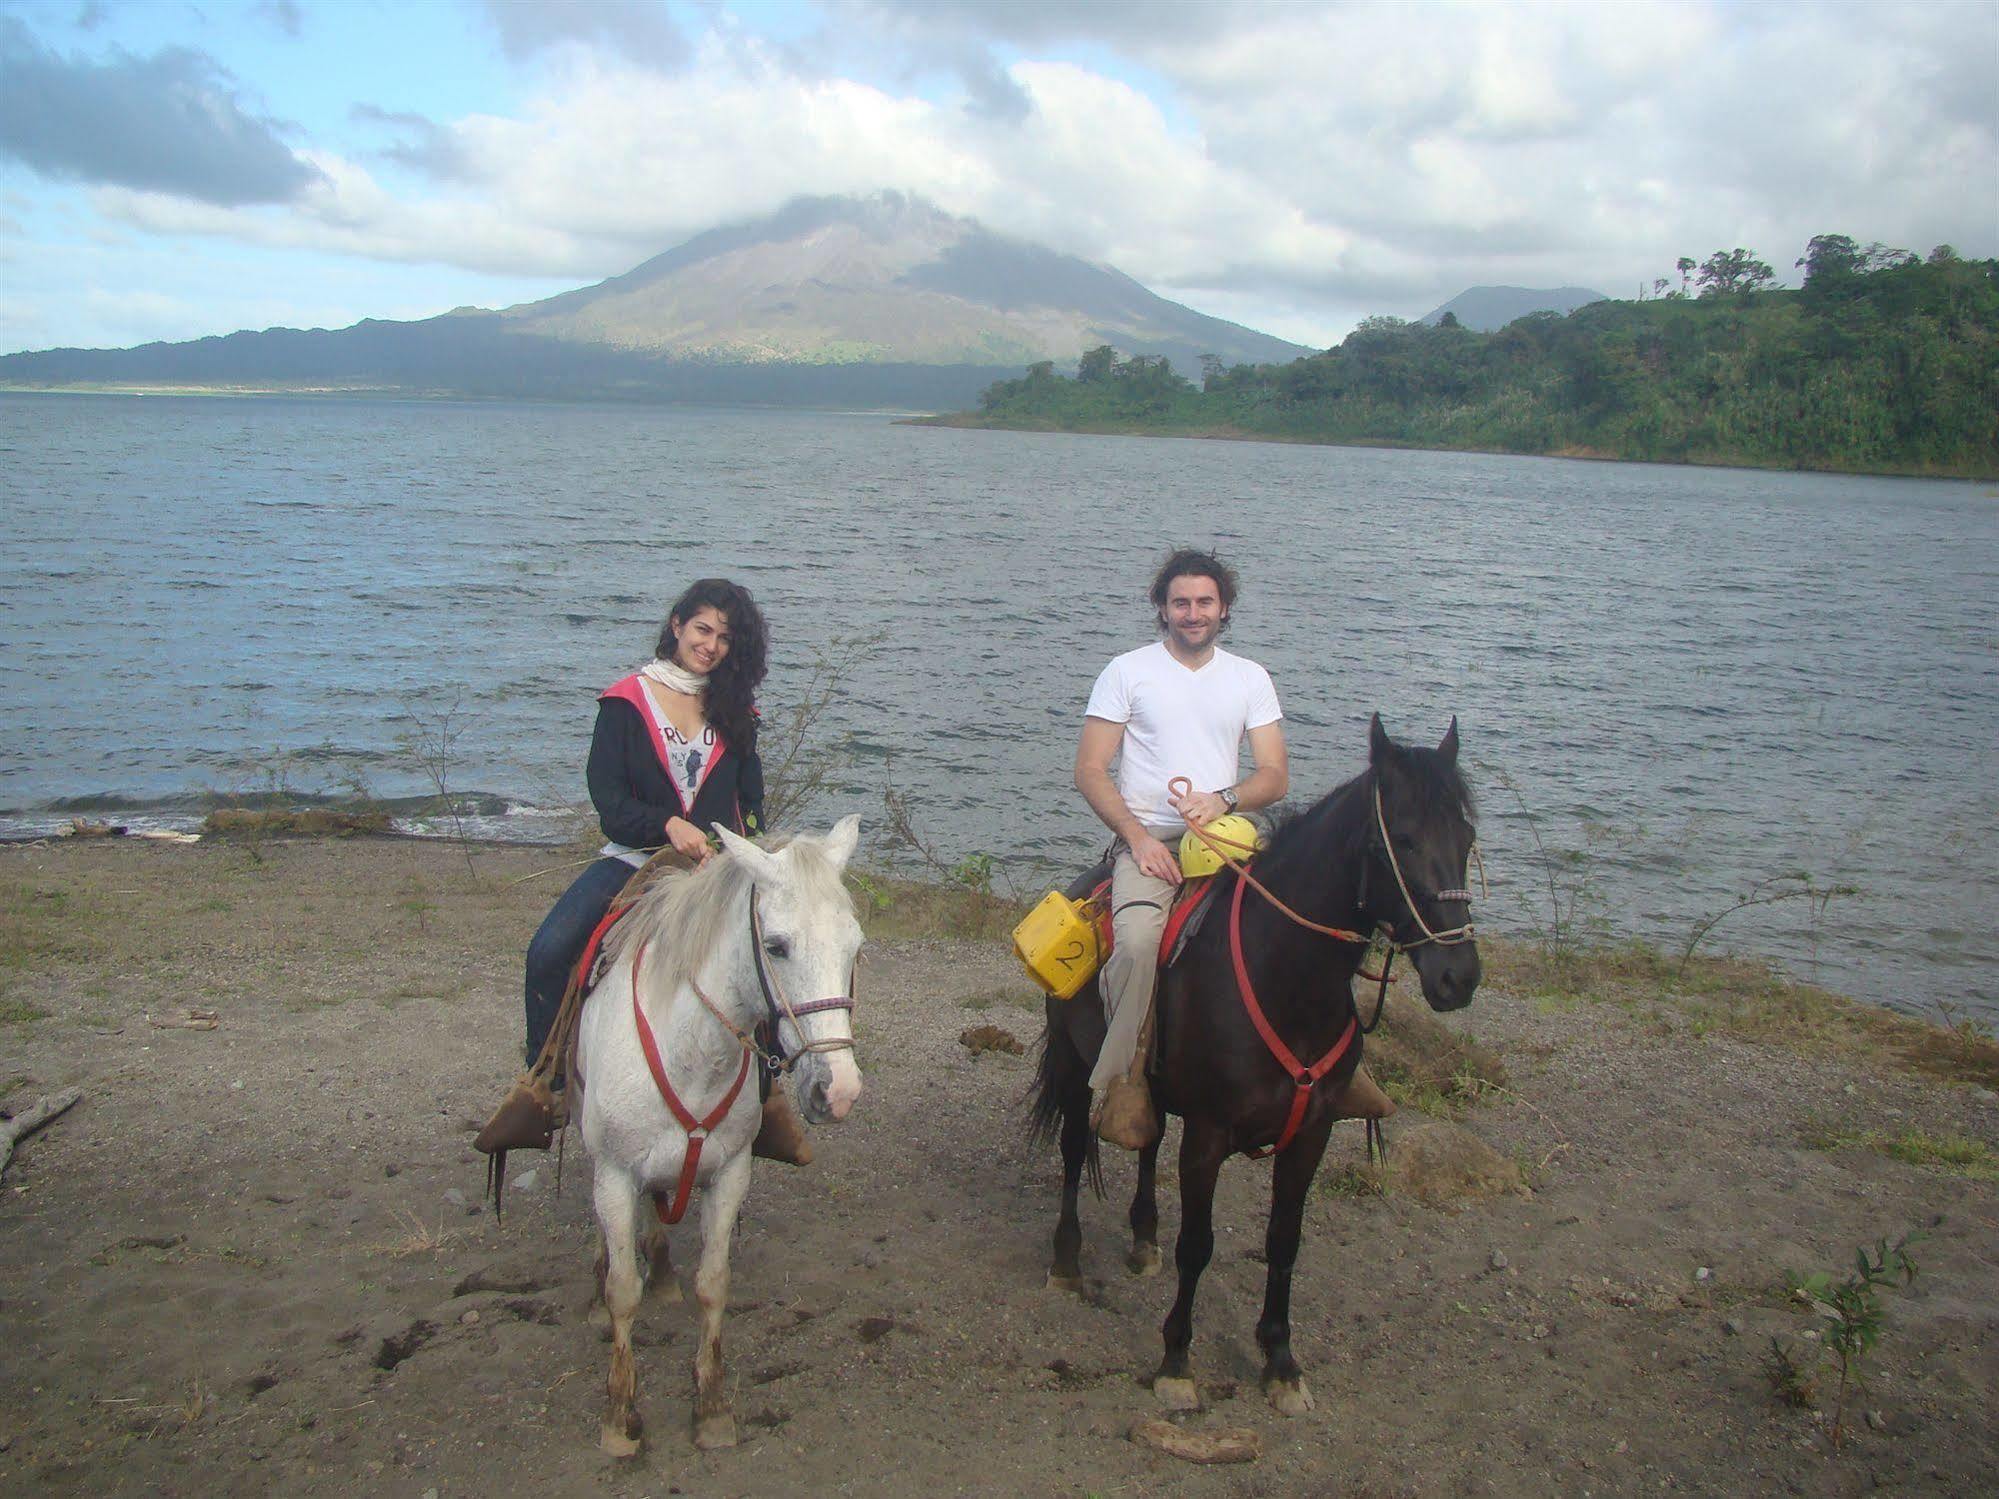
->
<box><xmin>600</xmin><ymin>834</ymin><xmax>853</xmax><ymax>1002</ymax></box>
<box><xmin>1259</xmin><ymin>740</ymin><xmax>1476</xmax><ymax>865</ymax></box>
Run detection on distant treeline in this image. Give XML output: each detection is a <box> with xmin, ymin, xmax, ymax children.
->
<box><xmin>955</xmin><ymin>238</ymin><xmax>1999</xmax><ymax>477</ymax></box>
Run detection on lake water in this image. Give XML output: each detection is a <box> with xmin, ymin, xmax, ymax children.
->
<box><xmin>3</xmin><ymin>393</ymin><xmax>1994</xmax><ymax>1023</ymax></box>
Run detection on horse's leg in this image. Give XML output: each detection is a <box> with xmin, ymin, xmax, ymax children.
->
<box><xmin>593</xmin><ymin>1164</ymin><xmax>646</xmax><ymax>1456</ymax></box>
<box><xmin>690</xmin><ymin>1147</ymin><xmax>754</xmax><ymax>1451</ymax></box>
<box><xmin>1154</xmin><ymin>1117</ymin><xmax>1229</xmax><ymax>1410</ymax></box>
<box><xmin>1258</xmin><ymin>1113</ymin><xmax>1334</xmax><ymax>1415</ymax></box>
<box><xmin>1047</xmin><ymin>1051</ymin><xmax>1091</xmax><ymax>1292</ymax></box>
<box><xmin>588</xmin><ymin>1240</ymin><xmax>610</xmax><ymax>1327</ymax></box>
<box><xmin>641</xmin><ymin>1225</ymin><xmax>680</xmax><ymax>1302</ymax></box>
<box><xmin>1126</xmin><ymin>1134</ymin><xmax>1162</xmax><ymax>1277</ymax></box>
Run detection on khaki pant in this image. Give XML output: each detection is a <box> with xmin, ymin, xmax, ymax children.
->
<box><xmin>1088</xmin><ymin>839</ymin><xmax>1179</xmax><ymax>1092</ymax></box>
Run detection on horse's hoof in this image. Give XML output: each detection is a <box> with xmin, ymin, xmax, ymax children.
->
<box><xmin>1153</xmin><ymin>1376</ymin><xmax>1200</xmax><ymax>1411</ymax></box>
<box><xmin>1045</xmin><ymin>1270</ymin><xmax>1085</xmax><ymax>1295</ymax></box>
<box><xmin>1265</xmin><ymin>1377</ymin><xmax>1315</xmax><ymax>1416</ymax></box>
<box><xmin>693</xmin><ymin>1412</ymin><xmax>738</xmax><ymax>1451</ymax></box>
<box><xmin>599</xmin><ymin>1421</ymin><xmax>642</xmax><ymax>1458</ymax></box>
<box><xmin>1126</xmin><ymin>1243</ymin><xmax>1162</xmax><ymax>1278</ymax></box>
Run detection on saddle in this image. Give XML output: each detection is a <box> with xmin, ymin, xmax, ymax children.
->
<box><xmin>474</xmin><ymin>850</ymin><xmax>695</xmax><ymax>1221</ymax></box>
<box><xmin>1069</xmin><ymin>857</ymin><xmax>1397</xmax><ymax>1133</ymax></box>
<box><xmin>1065</xmin><ymin>859</ymin><xmax>1225</xmax><ymax>972</ymax></box>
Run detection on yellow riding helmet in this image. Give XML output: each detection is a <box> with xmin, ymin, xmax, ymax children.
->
<box><xmin>1179</xmin><ymin>815</ymin><xmax>1263</xmax><ymax>878</ymax></box>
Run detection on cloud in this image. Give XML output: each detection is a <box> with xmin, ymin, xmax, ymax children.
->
<box><xmin>831</xmin><ymin>0</ymin><xmax>1254</xmax><ymax>48</ymax></box>
<box><xmin>475</xmin><ymin>0</ymin><xmax>686</xmax><ymax>70</ymax></box>
<box><xmin>254</xmin><ymin>1</ymin><xmax>303</xmax><ymax>38</ymax></box>
<box><xmin>351</xmin><ymin>105</ymin><xmax>472</xmax><ymax>180</ymax></box>
<box><xmin>50</xmin><ymin>0</ymin><xmax>1998</xmax><ymax>351</ymax></box>
<box><xmin>0</xmin><ymin>17</ymin><xmax>320</xmax><ymax>206</ymax></box>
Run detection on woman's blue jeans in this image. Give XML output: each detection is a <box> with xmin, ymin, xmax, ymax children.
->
<box><xmin>523</xmin><ymin>856</ymin><xmax>636</xmax><ymax>1061</ymax></box>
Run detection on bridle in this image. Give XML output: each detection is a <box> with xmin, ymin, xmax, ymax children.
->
<box><xmin>679</xmin><ymin>888</ymin><xmax>859</xmax><ymax>1082</ymax></box>
<box><xmin>1365</xmin><ymin>782</ymin><xmax>1483</xmax><ymax>951</ymax></box>
<box><xmin>631</xmin><ymin>884</ymin><xmax>858</xmax><ymax>1224</ymax></box>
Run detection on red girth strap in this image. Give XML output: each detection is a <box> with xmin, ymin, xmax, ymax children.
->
<box><xmin>629</xmin><ymin>942</ymin><xmax>751</xmax><ymax>1225</ymax></box>
<box><xmin>1229</xmin><ymin>870</ymin><xmax>1357</xmax><ymax>1159</ymax></box>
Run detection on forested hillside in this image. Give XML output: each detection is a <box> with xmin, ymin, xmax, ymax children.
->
<box><xmin>947</xmin><ymin>239</ymin><xmax>1999</xmax><ymax>477</ymax></box>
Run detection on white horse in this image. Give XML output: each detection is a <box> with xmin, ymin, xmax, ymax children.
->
<box><xmin>576</xmin><ymin>816</ymin><xmax>865</xmax><ymax>1455</ymax></box>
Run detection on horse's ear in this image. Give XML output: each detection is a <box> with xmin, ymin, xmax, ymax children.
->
<box><xmin>1439</xmin><ymin>715</ymin><xmax>1459</xmax><ymax>765</ymax></box>
<box><xmin>1368</xmin><ymin>712</ymin><xmax>1395</xmax><ymax>766</ymax></box>
<box><xmin>716</xmin><ymin>825</ymin><xmax>776</xmax><ymax>878</ymax></box>
<box><xmin>822</xmin><ymin>814</ymin><xmax>861</xmax><ymax>871</ymax></box>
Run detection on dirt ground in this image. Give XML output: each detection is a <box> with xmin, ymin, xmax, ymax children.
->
<box><xmin>2</xmin><ymin>836</ymin><xmax>1995</xmax><ymax>1498</ymax></box>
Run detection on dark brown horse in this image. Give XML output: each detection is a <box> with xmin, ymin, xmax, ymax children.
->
<box><xmin>1031</xmin><ymin>714</ymin><xmax>1481</xmax><ymax>1413</ymax></box>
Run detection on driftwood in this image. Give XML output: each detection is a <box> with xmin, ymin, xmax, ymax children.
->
<box><xmin>0</xmin><ymin>1088</ymin><xmax>82</xmax><ymax>1178</ymax></box>
<box><xmin>1129</xmin><ymin>1419</ymin><xmax>1261</xmax><ymax>1464</ymax></box>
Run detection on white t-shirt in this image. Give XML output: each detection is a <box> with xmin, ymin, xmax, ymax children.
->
<box><xmin>1084</xmin><ymin>641</ymin><xmax>1283</xmax><ymax>830</ymax></box>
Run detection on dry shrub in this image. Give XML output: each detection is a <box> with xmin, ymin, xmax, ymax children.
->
<box><xmin>202</xmin><ymin>807</ymin><xmax>391</xmax><ymax>839</ymax></box>
<box><xmin>1482</xmin><ymin>934</ymin><xmax>1999</xmax><ymax>1089</ymax></box>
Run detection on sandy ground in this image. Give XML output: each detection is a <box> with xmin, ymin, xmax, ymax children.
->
<box><xmin>1</xmin><ymin>836</ymin><xmax>1995</xmax><ymax>1499</ymax></box>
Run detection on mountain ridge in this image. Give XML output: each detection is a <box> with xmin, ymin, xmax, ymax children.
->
<box><xmin>1420</xmin><ymin>285</ymin><xmax>1608</xmax><ymax>331</ymax></box>
<box><xmin>1</xmin><ymin>195</ymin><xmax>1310</xmax><ymax>405</ymax></box>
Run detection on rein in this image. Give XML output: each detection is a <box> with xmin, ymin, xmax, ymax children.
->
<box><xmin>632</xmin><ymin>886</ymin><xmax>858</xmax><ymax>1225</ymax></box>
<box><xmin>1169</xmin><ymin>773</ymin><xmax>1481</xmax><ymax>953</ymax></box>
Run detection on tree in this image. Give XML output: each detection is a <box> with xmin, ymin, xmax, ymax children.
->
<box><xmin>1696</xmin><ymin>247</ymin><xmax>1777</xmax><ymax>298</ymax></box>
<box><xmin>1676</xmin><ymin>256</ymin><xmax>1696</xmax><ymax>296</ymax></box>
<box><xmin>1199</xmin><ymin>352</ymin><xmax>1225</xmax><ymax>390</ymax></box>
<box><xmin>1075</xmin><ymin>344</ymin><xmax>1117</xmax><ymax>384</ymax></box>
<box><xmin>1797</xmin><ymin>233</ymin><xmax>1863</xmax><ymax>288</ymax></box>
<box><xmin>1438</xmin><ymin>310</ymin><xmax>1461</xmax><ymax>329</ymax></box>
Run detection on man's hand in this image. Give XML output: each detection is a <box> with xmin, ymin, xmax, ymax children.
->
<box><xmin>1128</xmin><ymin>828</ymin><xmax>1183</xmax><ymax>886</ymax></box>
<box><xmin>1168</xmin><ymin>785</ymin><xmax>1232</xmax><ymax>828</ymax></box>
<box><xmin>664</xmin><ymin>815</ymin><xmax>713</xmax><ymax>862</ymax></box>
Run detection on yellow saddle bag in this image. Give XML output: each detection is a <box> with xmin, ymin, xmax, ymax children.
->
<box><xmin>1012</xmin><ymin>889</ymin><xmax>1104</xmax><ymax>1000</ymax></box>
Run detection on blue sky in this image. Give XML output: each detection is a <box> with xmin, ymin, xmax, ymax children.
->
<box><xmin>3</xmin><ymin>0</ymin><xmax>1995</xmax><ymax>356</ymax></box>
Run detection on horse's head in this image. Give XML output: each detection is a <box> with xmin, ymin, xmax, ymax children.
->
<box><xmin>716</xmin><ymin>815</ymin><xmax>866</xmax><ymax>1124</ymax></box>
<box><xmin>1363</xmin><ymin>714</ymin><xmax>1481</xmax><ymax>1012</ymax></box>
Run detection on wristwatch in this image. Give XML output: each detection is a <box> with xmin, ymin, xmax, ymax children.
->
<box><xmin>1219</xmin><ymin>785</ymin><xmax>1239</xmax><ymax>812</ymax></box>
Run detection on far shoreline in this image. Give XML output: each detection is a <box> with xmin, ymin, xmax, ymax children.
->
<box><xmin>900</xmin><ymin>411</ymin><xmax>1999</xmax><ymax>483</ymax></box>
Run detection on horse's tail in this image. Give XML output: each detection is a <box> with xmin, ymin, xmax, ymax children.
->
<box><xmin>1026</xmin><ymin>998</ymin><xmax>1103</xmax><ymax>1198</ymax></box>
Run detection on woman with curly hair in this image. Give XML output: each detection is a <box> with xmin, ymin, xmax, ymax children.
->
<box><xmin>522</xmin><ymin>577</ymin><xmax>809</xmax><ymax>1161</ymax></box>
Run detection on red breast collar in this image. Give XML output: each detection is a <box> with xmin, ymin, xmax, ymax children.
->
<box><xmin>629</xmin><ymin>941</ymin><xmax>751</xmax><ymax>1224</ymax></box>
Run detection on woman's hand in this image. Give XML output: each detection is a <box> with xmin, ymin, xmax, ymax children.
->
<box><xmin>664</xmin><ymin>816</ymin><xmax>713</xmax><ymax>862</ymax></box>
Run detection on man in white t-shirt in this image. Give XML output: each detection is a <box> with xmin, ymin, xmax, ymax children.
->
<box><xmin>1074</xmin><ymin>549</ymin><xmax>1289</xmax><ymax>1148</ymax></box>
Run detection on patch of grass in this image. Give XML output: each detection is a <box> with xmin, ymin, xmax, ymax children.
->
<box><xmin>1879</xmin><ymin>1129</ymin><xmax>1997</xmax><ymax>1173</ymax></box>
<box><xmin>0</xmin><ymin>878</ymin><xmax>101</xmax><ymax>970</ymax></box>
<box><xmin>0</xmin><ymin>996</ymin><xmax>50</xmax><ymax>1025</ymax></box>
<box><xmin>1801</xmin><ymin>1120</ymin><xmax>1999</xmax><ymax>1180</ymax></box>
<box><xmin>373</xmin><ymin>1209</ymin><xmax>460</xmax><ymax>1259</ymax></box>
<box><xmin>1484</xmin><ymin>934</ymin><xmax>1999</xmax><ymax>1089</ymax></box>
<box><xmin>846</xmin><ymin>868</ymin><xmax>1026</xmax><ymax>943</ymax></box>
<box><xmin>1366</xmin><ymin>991</ymin><xmax>1508</xmax><ymax>1118</ymax></box>
<box><xmin>1316</xmin><ymin>1162</ymin><xmax>1386</xmax><ymax>1199</ymax></box>
<box><xmin>957</xmin><ymin>984</ymin><xmax>1044</xmax><ymax>1013</ymax></box>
